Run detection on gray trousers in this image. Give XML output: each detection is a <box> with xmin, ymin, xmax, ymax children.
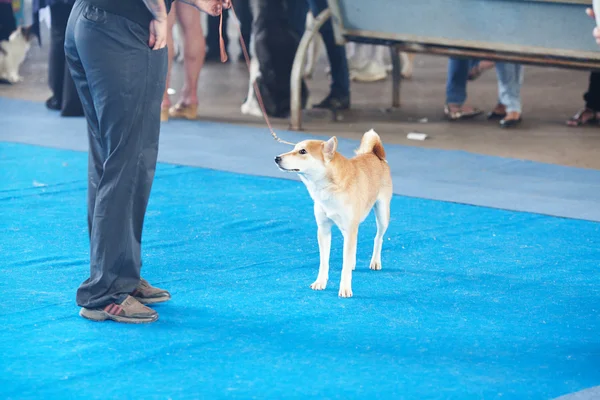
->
<box><xmin>65</xmin><ymin>0</ymin><xmax>168</xmax><ymax>309</ymax></box>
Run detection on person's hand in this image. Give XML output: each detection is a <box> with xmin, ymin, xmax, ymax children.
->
<box><xmin>586</xmin><ymin>8</ymin><xmax>600</xmax><ymax>45</ymax></box>
<box><xmin>193</xmin><ymin>0</ymin><xmax>230</xmax><ymax>16</ymax></box>
<box><xmin>148</xmin><ymin>16</ymin><xmax>168</xmax><ymax>50</ymax></box>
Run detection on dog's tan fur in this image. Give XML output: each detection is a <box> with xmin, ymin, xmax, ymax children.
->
<box><xmin>275</xmin><ymin>129</ymin><xmax>392</xmax><ymax>297</ymax></box>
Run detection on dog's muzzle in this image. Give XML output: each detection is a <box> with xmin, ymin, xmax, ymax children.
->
<box><xmin>274</xmin><ymin>156</ymin><xmax>298</xmax><ymax>172</ymax></box>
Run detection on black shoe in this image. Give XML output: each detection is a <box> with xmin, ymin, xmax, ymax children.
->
<box><xmin>487</xmin><ymin>111</ymin><xmax>506</xmax><ymax>120</ymax></box>
<box><xmin>499</xmin><ymin>117</ymin><xmax>522</xmax><ymax>128</ymax></box>
<box><xmin>313</xmin><ymin>93</ymin><xmax>350</xmax><ymax>110</ymax></box>
<box><xmin>46</xmin><ymin>97</ymin><xmax>61</xmax><ymax>111</ymax></box>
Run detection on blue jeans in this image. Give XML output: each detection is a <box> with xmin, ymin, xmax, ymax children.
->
<box><xmin>495</xmin><ymin>62</ymin><xmax>524</xmax><ymax>113</ymax></box>
<box><xmin>445</xmin><ymin>57</ymin><xmax>479</xmax><ymax>104</ymax></box>
<box><xmin>307</xmin><ymin>0</ymin><xmax>350</xmax><ymax>98</ymax></box>
<box><xmin>65</xmin><ymin>0</ymin><xmax>168</xmax><ymax>308</ymax></box>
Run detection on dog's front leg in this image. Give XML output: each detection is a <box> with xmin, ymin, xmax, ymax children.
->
<box><xmin>311</xmin><ymin>205</ymin><xmax>331</xmax><ymax>290</ymax></box>
<box><xmin>339</xmin><ymin>223</ymin><xmax>358</xmax><ymax>298</ymax></box>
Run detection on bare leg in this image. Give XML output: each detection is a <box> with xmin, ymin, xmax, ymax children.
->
<box><xmin>161</xmin><ymin>7</ymin><xmax>177</xmax><ymax>114</ymax></box>
<box><xmin>176</xmin><ymin>1</ymin><xmax>205</xmax><ymax>106</ymax></box>
<box><xmin>311</xmin><ymin>205</ymin><xmax>332</xmax><ymax>290</ymax></box>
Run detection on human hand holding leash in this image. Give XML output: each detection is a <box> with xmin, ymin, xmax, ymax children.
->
<box><xmin>178</xmin><ymin>0</ymin><xmax>231</xmax><ymax>16</ymax></box>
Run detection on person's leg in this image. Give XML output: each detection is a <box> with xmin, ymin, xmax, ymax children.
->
<box><xmin>287</xmin><ymin>0</ymin><xmax>308</xmax><ymax>39</ymax></box>
<box><xmin>0</xmin><ymin>3</ymin><xmax>16</xmax><ymax>41</ymax></box>
<box><xmin>161</xmin><ymin>6</ymin><xmax>177</xmax><ymax>121</ymax></box>
<box><xmin>307</xmin><ymin>0</ymin><xmax>350</xmax><ymax>109</ymax></box>
<box><xmin>445</xmin><ymin>57</ymin><xmax>481</xmax><ymax>120</ymax></box>
<box><xmin>495</xmin><ymin>62</ymin><xmax>523</xmax><ymax>114</ymax></box>
<box><xmin>65</xmin><ymin>1</ymin><xmax>168</xmax><ymax>313</ymax></box>
<box><xmin>47</xmin><ymin>4</ymin><xmax>71</xmax><ymax>110</ymax></box>
<box><xmin>169</xmin><ymin>1</ymin><xmax>205</xmax><ymax>119</ymax></box>
<box><xmin>50</xmin><ymin>2</ymin><xmax>84</xmax><ymax>117</ymax></box>
<box><xmin>237</xmin><ymin>0</ymin><xmax>252</xmax><ymax>60</ymax></box>
<box><xmin>495</xmin><ymin>62</ymin><xmax>523</xmax><ymax>127</ymax></box>
<box><xmin>205</xmin><ymin>10</ymin><xmax>228</xmax><ymax>61</ymax></box>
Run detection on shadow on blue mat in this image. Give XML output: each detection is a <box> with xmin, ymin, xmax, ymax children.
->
<box><xmin>2</xmin><ymin>97</ymin><xmax>600</xmax><ymax>222</ymax></box>
<box><xmin>0</xmin><ymin>142</ymin><xmax>599</xmax><ymax>399</ymax></box>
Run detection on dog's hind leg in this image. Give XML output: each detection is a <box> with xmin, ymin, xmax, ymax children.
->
<box><xmin>311</xmin><ymin>204</ymin><xmax>332</xmax><ymax>291</ymax></box>
<box><xmin>370</xmin><ymin>195</ymin><xmax>391</xmax><ymax>271</ymax></box>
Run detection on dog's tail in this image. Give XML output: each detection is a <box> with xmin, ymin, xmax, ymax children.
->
<box><xmin>356</xmin><ymin>129</ymin><xmax>386</xmax><ymax>161</ymax></box>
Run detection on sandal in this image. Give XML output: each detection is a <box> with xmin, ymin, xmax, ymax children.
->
<box><xmin>444</xmin><ymin>104</ymin><xmax>483</xmax><ymax>121</ymax></box>
<box><xmin>169</xmin><ymin>102</ymin><xmax>198</xmax><ymax>120</ymax></box>
<box><xmin>566</xmin><ymin>108</ymin><xmax>598</xmax><ymax>127</ymax></box>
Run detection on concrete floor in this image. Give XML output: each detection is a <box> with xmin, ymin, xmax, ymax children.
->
<box><xmin>2</xmin><ymin>24</ymin><xmax>600</xmax><ymax>170</ymax></box>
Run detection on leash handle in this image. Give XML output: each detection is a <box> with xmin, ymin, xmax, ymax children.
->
<box><xmin>221</xmin><ymin>5</ymin><xmax>295</xmax><ymax>146</ymax></box>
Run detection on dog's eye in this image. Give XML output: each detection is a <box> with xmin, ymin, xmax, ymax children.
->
<box><xmin>299</xmin><ymin>149</ymin><xmax>307</xmax><ymax>155</ymax></box>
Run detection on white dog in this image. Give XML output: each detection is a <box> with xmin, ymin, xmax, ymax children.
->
<box><xmin>0</xmin><ymin>26</ymin><xmax>37</xmax><ymax>84</ymax></box>
<box><xmin>275</xmin><ymin>129</ymin><xmax>393</xmax><ymax>298</ymax></box>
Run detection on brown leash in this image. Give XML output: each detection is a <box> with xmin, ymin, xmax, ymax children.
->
<box><xmin>218</xmin><ymin>6</ymin><xmax>296</xmax><ymax>146</ymax></box>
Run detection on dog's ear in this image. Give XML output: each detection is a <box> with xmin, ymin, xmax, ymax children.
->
<box><xmin>21</xmin><ymin>25</ymin><xmax>38</xmax><ymax>43</ymax></box>
<box><xmin>323</xmin><ymin>136</ymin><xmax>337</xmax><ymax>160</ymax></box>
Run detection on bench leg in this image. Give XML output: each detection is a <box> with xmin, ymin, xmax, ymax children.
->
<box><xmin>390</xmin><ymin>45</ymin><xmax>402</xmax><ymax>109</ymax></box>
<box><xmin>290</xmin><ymin>8</ymin><xmax>332</xmax><ymax>131</ymax></box>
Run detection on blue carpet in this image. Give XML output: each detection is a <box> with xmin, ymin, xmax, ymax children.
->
<box><xmin>2</xmin><ymin>97</ymin><xmax>600</xmax><ymax>222</ymax></box>
<box><xmin>0</xmin><ymin>141</ymin><xmax>599</xmax><ymax>399</ymax></box>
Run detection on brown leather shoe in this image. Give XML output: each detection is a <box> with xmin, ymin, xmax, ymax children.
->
<box><xmin>79</xmin><ymin>295</ymin><xmax>158</xmax><ymax>324</ymax></box>
<box><xmin>131</xmin><ymin>278</ymin><xmax>171</xmax><ymax>305</ymax></box>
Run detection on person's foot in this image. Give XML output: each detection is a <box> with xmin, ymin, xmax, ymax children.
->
<box><xmin>131</xmin><ymin>278</ymin><xmax>172</xmax><ymax>305</ymax></box>
<box><xmin>444</xmin><ymin>103</ymin><xmax>482</xmax><ymax>120</ymax></box>
<box><xmin>313</xmin><ymin>93</ymin><xmax>350</xmax><ymax>110</ymax></box>
<box><xmin>566</xmin><ymin>107</ymin><xmax>599</xmax><ymax>127</ymax></box>
<box><xmin>499</xmin><ymin>111</ymin><xmax>522</xmax><ymax>128</ymax></box>
<box><xmin>169</xmin><ymin>102</ymin><xmax>198</xmax><ymax>120</ymax></box>
<box><xmin>487</xmin><ymin>103</ymin><xmax>506</xmax><ymax>120</ymax></box>
<box><xmin>45</xmin><ymin>96</ymin><xmax>60</xmax><ymax>111</ymax></box>
<box><xmin>79</xmin><ymin>295</ymin><xmax>158</xmax><ymax>324</ymax></box>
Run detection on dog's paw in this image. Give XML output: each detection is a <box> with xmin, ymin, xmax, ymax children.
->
<box><xmin>338</xmin><ymin>284</ymin><xmax>353</xmax><ymax>298</ymax></box>
<box><xmin>310</xmin><ymin>279</ymin><xmax>327</xmax><ymax>290</ymax></box>
<box><xmin>7</xmin><ymin>75</ymin><xmax>20</xmax><ymax>84</ymax></box>
<box><xmin>369</xmin><ymin>261</ymin><xmax>382</xmax><ymax>271</ymax></box>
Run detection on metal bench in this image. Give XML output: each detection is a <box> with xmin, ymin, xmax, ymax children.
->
<box><xmin>290</xmin><ymin>0</ymin><xmax>600</xmax><ymax>130</ymax></box>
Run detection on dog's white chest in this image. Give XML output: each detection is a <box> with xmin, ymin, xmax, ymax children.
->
<box><xmin>302</xmin><ymin>179</ymin><xmax>347</xmax><ymax>227</ymax></box>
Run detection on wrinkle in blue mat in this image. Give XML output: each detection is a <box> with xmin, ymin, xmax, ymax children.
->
<box><xmin>0</xmin><ymin>142</ymin><xmax>599</xmax><ymax>400</ymax></box>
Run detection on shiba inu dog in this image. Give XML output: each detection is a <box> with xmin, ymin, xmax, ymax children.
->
<box><xmin>275</xmin><ymin>129</ymin><xmax>393</xmax><ymax>298</ymax></box>
<box><xmin>0</xmin><ymin>26</ymin><xmax>37</xmax><ymax>84</ymax></box>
